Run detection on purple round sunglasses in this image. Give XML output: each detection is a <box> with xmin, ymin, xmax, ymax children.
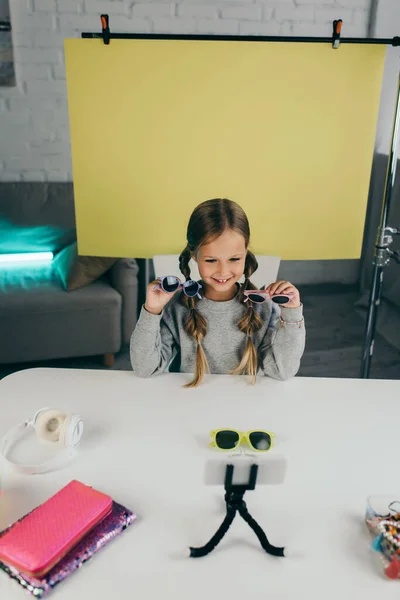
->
<box><xmin>155</xmin><ymin>275</ymin><xmax>202</xmax><ymax>299</ymax></box>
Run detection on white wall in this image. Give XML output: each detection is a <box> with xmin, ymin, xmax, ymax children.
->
<box><xmin>0</xmin><ymin>0</ymin><xmax>392</xmax><ymax>182</ymax></box>
<box><xmin>373</xmin><ymin>0</ymin><xmax>400</xmax><ymax>155</ymax></box>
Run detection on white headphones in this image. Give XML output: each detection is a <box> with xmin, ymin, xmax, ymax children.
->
<box><xmin>1</xmin><ymin>407</ymin><xmax>84</xmax><ymax>475</ymax></box>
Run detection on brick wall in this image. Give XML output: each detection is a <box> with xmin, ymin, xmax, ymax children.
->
<box><xmin>0</xmin><ymin>0</ymin><xmax>394</xmax><ymax>182</ymax></box>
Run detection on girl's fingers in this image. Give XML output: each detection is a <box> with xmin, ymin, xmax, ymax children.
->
<box><xmin>277</xmin><ymin>286</ymin><xmax>295</xmax><ymax>295</ymax></box>
<box><xmin>270</xmin><ymin>281</ymin><xmax>289</xmax><ymax>295</ymax></box>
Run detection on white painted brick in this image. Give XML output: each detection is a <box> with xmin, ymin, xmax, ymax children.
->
<box><xmin>341</xmin><ymin>22</ymin><xmax>368</xmax><ymax>36</ymax></box>
<box><xmin>33</xmin><ymin>0</ymin><xmax>57</xmax><ymax>11</ymax></box>
<box><xmin>262</xmin><ymin>6</ymin><xmax>274</xmax><ymax>20</ymax></box>
<box><xmin>20</xmin><ymin>171</ymin><xmax>48</xmax><ymax>181</ymax></box>
<box><xmin>17</xmin><ymin>64</ymin><xmax>52</xmax><ymax>79</ymax></box>
<box><xmin>26</xmin><ymin>79</ymin><xmax>67</xmax><ymax>94</ymax></box>
<box><xmin>257</xmin><ymin>0</ymin><xmax>294</xmax><ymax>5</ymax></box>
<box><xmin>12</xmin><ymin>30</ymin><xmax>38</xmax><ymax>48</ymax></box>
<box><xmin>2</xmin><ymin>126</ymin><xmax>53</xmax><ymax>143</ymax></box>
<box><xmin>0</xmin><ymin>173</ymin><xmax>24</xmax><ymax>182</ymax></box>
<box><xmin>32</xmin><ymin>111</ymin><xmax>69</xmax><ymax>131</ymax></box>
<box><xmin>4</xmin><ymin>110</ymin><xmax>31</xmax><ymax>126</ymax></box>
<box><xmin>286</xmin><ymin>22</ymin><xmax>332</xmax><ymax>36</ymax></box>
<box><xmin>16</xmin><ymin>47</ymin><xmax>60</xmax><ymax>64</ymax></box>
<box><xmin>336</xmin><ymin>0</ymin><xmax>370</xmax><ymax>7</ymax></box>
<box><xmin>5</xmin><ymin>156</ymin><xmax>49</xmax><ymax>170</ymax></box>
<box><xmin>29</xmin><ymin>30</ymin><xmax>65</xmax><ymax>48</ymax></box>
<box><xmin>0</xmin><ymin>138</ymin><xmax>29</xmax><ymax>156</ymax></box>
<box><xmin>56</xmin><ymin>0</ymin><xmax>84</xmax><ymax>13</ymax></box>
<box><xmin>177</xmin><ymin>4</ymin><xmax>217</xmax><ymax>19</ymax></box>
<box><xmin>57</xmin><ymin>14</ymin><xmax>96</xmax><ymax>31</ymax></box>
<box><xmin>46</xmin><ymin>170</ymin><xmax>71</xmax><ymax>181</ymax></box>
<box><xmin>151</xmin><ymin>17</ymin><xmax>197</xmax><ymax>33</ymax></box>
<box><xmin>29</xmin><ymin>141</ymin><xmax>68</xmax><ymax>155</ymax></box>
<box><xmin>275</xmin><ymin>5</ymin><xmax>314</xmax><ymax>23</ymax></box>
<box><xmin>126</xmin><ymin>17</ymin><xmax>152</xmax><ymax>32</ymax></box>
<box><xmin>52</xmin><ymin>128</ymin><xmax>73</xmax><ymax>143</ymax></box>
<box><xmin>196</xmin><ymin>18</ymin><xmax>240</xmax><ymax>34</ymax></box>
<box><xmin>315</xmin><ymin>7</ymin><xmax>352</xmax><ymax>24</ymax></box>
<box><xmin>213</xmin><ymin>0</ymin><xmax>253</xmax><ymax>4</ymax></box>
<box><xmin>239</xmin><ymin>20</ymin><xmax>281</xmax><ymax>35</ymax></box>
<box><xmin>12</xmin><ymin>13</ymin><xmax>56</xmax><ymax>33</ymax></box>
<box><xmin>7</xmin><ymin>97</ymin><xmax>59</xmax><ymax>112</ymax></box>
<box><xmin>44</xmin><ymin>155</ymin><xmax>71</xmax><ymax>170</ymax></box>
<box><xmin>93</xmin><ymin>15</ymin><xmax>150</xmax><ymax>32</ymax></box>
<box><xmin>51</xmin><ymin>64</ymin><xmax>66</xmax><ymax>79</ymax></box>
<box><xmin>84</xmin><ymin>0</ymin><xmax>128</xmax><ymax>15</ymax></box>
<box><xmin>132</xmin><ymin>3</ymin><xmax>174</xmax><ymax>18</ymax></box>
<box><xmin>352</xmin><ymin>8</ymin><xmax>369</xmax><ymax>26</ymax></box>
<box><xmin>220</xmin><ymin>5</ymin><xmax>262</xmax><ymax>21</ymax></box>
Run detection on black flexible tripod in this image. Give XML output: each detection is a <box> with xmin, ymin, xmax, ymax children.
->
<box><xmin>189</xmin><ymin>464</ymin><xmax>285</xmax><ymax>558</ymax></box>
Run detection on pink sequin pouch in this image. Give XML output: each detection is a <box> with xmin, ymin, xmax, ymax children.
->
<box><xmin>0</xmin><ymin>481</ymin><xmax>136</xmax><ymax>597</ymax></box>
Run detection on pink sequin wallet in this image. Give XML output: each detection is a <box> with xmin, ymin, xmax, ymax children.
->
<box><xmin>0</xmin><ymin>481</ymin><xmax>136</xmax><ymax>597</ymax></box>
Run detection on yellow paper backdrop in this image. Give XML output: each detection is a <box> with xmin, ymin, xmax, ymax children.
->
<box><xmin>64</xmin><ymin>39</ymin><xmax>385</xmax><ymax>259</ymax></box>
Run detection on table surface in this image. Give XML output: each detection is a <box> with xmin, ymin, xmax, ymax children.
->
<box><xmin>1</xmin><ymin>368</ymin><xmax>400</xmax><ymax>599</ymax></box>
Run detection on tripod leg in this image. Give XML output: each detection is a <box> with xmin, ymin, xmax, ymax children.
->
<box><xmin>189</xmin><ymin>504</ymin><xmax>237</xmax><ymax>558</ymax></box>
<box><xmin>238</xmin><ymin>503</ymin><xmax>285</xmax><ymax>557</ymax></box>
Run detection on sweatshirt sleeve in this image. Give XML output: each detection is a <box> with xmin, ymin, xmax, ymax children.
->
<box><xmin>130</xmin><ymin>305</ymin><xmax>179</xmax><ymax>377</ymax></box>
<box><xmin>258</xmin><ymin>303</ymin><xmax>306</xmax><ymax>380</ymax></box>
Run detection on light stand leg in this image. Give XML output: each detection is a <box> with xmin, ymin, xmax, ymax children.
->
<box><xmin>360</xmin><ymin>74</ymin><xmax>400</xmax><ymax>379</ymax></box>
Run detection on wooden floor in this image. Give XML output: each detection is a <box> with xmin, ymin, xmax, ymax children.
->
<box><xmin>1</xmin><ymin>284</ymin><xmax>399</xmax><ymax>381</ymax></box>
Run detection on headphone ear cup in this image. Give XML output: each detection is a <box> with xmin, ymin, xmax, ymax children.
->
<box><xmin>34</xmin><ymin>410</ymin><xmax>67</xmax><ymax>443</ymax></box>
<box><xmin>59</xmin><ymin>414</ymin><xmax>83</xmax><ymax>448</ymax></box>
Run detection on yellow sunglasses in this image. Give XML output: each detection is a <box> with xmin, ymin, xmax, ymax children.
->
<box><xmin>210</xmin><ymin>429</ymin><xmax>275</xmax><ymax>452</ymax></box>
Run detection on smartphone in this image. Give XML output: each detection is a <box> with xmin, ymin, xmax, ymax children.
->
<box><xmin>204</xmin><ymin>454</ymin><xmax>287</xmax><ymax>486</ymax></box>
<box><xmin>0</xmin><ymin>480</ymin><xmax>112</xmax><ymax>577</ymax></box>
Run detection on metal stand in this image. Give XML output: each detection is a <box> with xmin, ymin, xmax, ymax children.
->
<box><xmin>189</xmin><ymin>464</ymin><xmax>285</xmax><ymax>558</ymax></box>
<box><xmin>360</xmin><ymin>74</ymin><xmax>400</xmax><ymax>379</ymax></box>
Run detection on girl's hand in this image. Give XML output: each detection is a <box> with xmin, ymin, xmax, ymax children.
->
<box><xmin>144</xmin><ymin>280</ymin><xmax>179</xmax><ymax>315</ymax></box>
<box><xmin>265</xmin><ymin>280</ymin><xmax>301</xmax><ymax>309</ymax></box>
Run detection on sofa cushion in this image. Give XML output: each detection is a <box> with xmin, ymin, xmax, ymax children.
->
<box><xmin>0</xmin><ymin>278</ymin><xmax>121</xmax><ymax>314</ymax></box>
<box><xmin>53</xmin><ymin>243</ymin><xmax>117</xmax><ymax>291</ymax></box>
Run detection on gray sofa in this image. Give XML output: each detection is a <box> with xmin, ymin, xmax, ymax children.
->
<box><xmin>0</xmin><ymin>183</ymin><xmax>139</xmax><ymax>366</ymax></box>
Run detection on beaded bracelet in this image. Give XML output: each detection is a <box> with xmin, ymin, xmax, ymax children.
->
<box><xmin>279</xmin><ymin>317</ymin><xmax>304</xmax><ymax>328</ymax></box>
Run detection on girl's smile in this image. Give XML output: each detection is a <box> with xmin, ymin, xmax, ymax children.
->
<box><xmin>193</xmin><ymin>229</ymin><xmax>246</xmax><ymax>301</ymax></box>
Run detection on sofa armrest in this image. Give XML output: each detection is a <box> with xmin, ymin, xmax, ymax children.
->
<box><xmin>109</xmin><ymin>258</ymin><xmax>139</xmax><ymax>345</ymax></box>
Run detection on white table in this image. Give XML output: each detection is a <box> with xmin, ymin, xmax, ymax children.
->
<box><xmin>0</xmin><ymin>368</ymin><xmax>400</xmax><ymax>599</ymax></box>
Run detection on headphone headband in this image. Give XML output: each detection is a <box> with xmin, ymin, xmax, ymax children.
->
<box><xmin>1</xmin><ymin>409</ymin><xmax>83</xmax><ymax>475</ymax></box>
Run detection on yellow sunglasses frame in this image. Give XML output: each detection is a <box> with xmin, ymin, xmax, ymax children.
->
<box><xmin>209</xmin><ymin>429</ymin><xmax>275</xmax><ymax>452</ymax></box>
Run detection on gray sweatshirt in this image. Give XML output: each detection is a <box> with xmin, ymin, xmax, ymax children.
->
<box><xmin>130</xmin><ymin>286</ymin><xmax>306</xmax><ymax>380</ymax></box>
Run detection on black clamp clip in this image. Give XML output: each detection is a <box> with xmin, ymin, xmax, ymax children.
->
<box><xmin>332</xmin><ymin>19</ymin><xmax>342</xmax><ymax>49</ymax></box>
<box><xmin>101</xmin><ymin>14</ymin><xmax>110</xmax><ymax>45</ymax></box>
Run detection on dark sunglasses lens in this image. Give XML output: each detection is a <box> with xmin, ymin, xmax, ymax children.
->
<box><xmin>163</xmin><ymin>276</ymin><xmax>180</xmax><ymax>293</ymax></box>
<box><xmin>272</xmin><ymin>295</ymin><xmax>289</xmax><ymax>304</ymax></box>
<box><xmin>248</xmin><ymin>293</ymin><xmax>265</xmax><ymax>303</ymax></box>
<box><xmin>215</xmin><ymin>430</ymin><xmax>240</xmax><ymax>450</ymax></box>
<box><xmin>184</xmin><ymin>281</ymin><xmax>198</xmax><ymax>297</ymax></box>
<box><xmin>249</xmin><ymin>432</ymin><xmax>271</xmax><ymax>451</ymax></box>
